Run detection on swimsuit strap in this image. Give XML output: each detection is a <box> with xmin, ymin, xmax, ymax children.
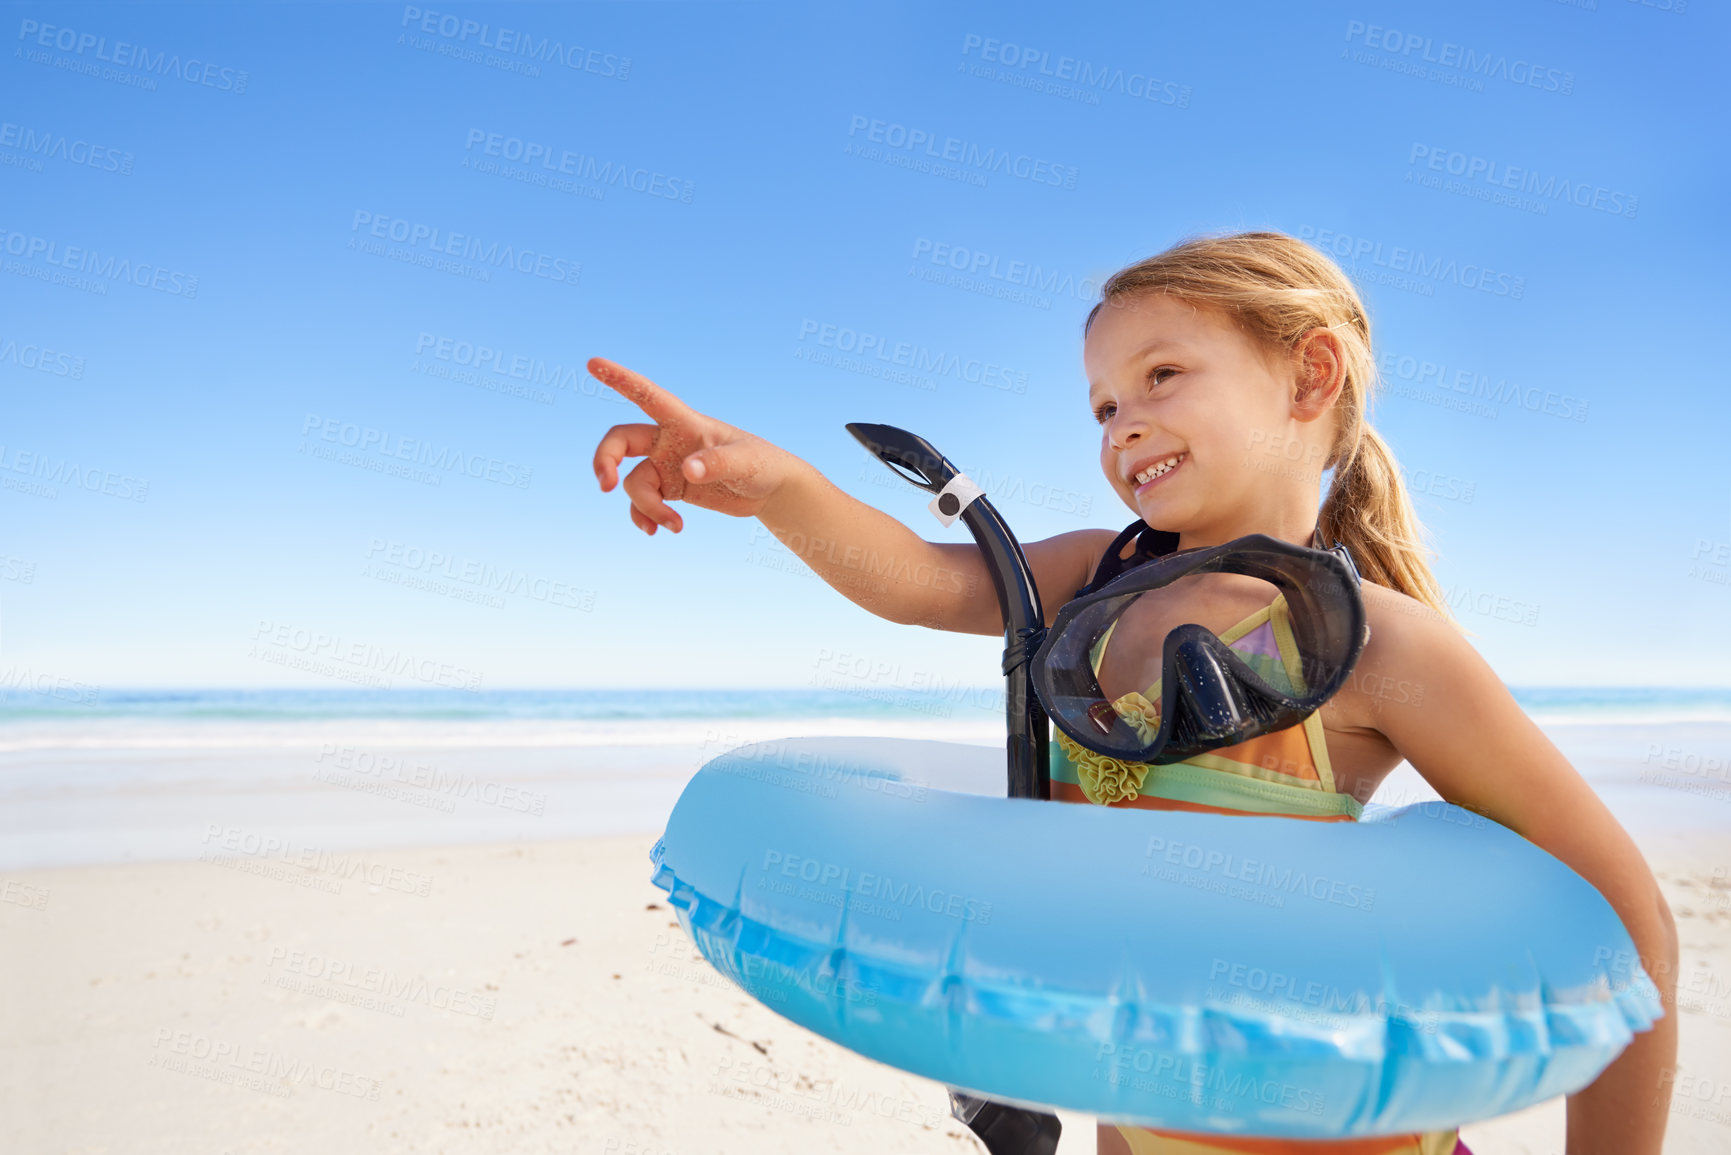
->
<box><xmin>1073</xmin><ymin>522</ymin><xmax>1333</xmax><ymax>602</ymax></box>
<box><xmin>1073</xmin><ymin>519</ymin><xmax>1181</xmax><ymax>600</ymax></box>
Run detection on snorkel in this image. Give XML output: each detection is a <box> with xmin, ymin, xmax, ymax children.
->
<box><xmin>848</xmin><ymin>422</ymin><xmax>1063</xmax><ymax>1155</ymax></box>
<box><xmin>847</xmin><ymin>423</ymin><xmax>1053</xmax><ymax>803</ymax></box>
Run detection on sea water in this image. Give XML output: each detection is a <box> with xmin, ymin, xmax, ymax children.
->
<box><xmin>0</xmin><ymin>688</ymin><xmax>1725</xmax><ymax>869</ymax></box>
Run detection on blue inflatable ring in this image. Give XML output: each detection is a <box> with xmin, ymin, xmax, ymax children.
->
<box><xmin>651</xmin><ymin>737</ymin><xmax>1662</xmax><ymax>1137</ymax></box>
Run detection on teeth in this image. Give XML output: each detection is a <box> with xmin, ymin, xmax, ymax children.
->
<box><xmin>1133</xmin><ymin>456</ymin><xmax>1181</xmax><ymax>486</ymax></box>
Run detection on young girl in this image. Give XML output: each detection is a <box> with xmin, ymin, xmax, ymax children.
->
<box><xmin>589</xmin><ymin>231</ymin><xmax>1678</xmax><ymax>1155</ymax></box>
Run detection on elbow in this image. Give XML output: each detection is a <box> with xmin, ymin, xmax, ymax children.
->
<box><xmin>882</xmin><ymin>576</ymin><xmax>996</xmax><ymax>635</ymax></box>
<box><xmin>876</xmin><ymin>590</ymin><xmax>945</xmax><ymax>630</ymax></box>
<box><xmin>1637</xmin><ymin>886</ymin><xmax>1680</xmax><ymax>999</ymax></box>
<box><xmin>1654</xmin><ymin>877</ymin><xmax>1679</xmax><ymax>952</ymax></box>
<box><xmin>1656</xmin><ymin>889</ymin><xmax>1680</xmax><ymax>982</ymax></box>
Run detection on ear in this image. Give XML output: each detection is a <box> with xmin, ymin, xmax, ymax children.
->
<box><xmin>1291</xmin><ymin>327</ymin><xmax>1347</xmax><ymax>422</ymax></box>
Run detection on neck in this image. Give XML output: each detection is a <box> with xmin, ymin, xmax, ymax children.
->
<box><xmin>1174</xmin><ymin>516</ymin><xmax>1319</xmax><ymax>553</ymax></box>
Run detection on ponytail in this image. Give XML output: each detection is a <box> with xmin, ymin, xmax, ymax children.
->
<box><xmin>1318</xmin><ymin>426</ymin><xmax>1451</xmax><ymax>622</ymax></box>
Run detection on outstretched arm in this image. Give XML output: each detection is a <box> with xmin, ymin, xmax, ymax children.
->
<box><xmin>588</xmin><ymin>357</ymin><xmax>1111</xmax><ymax>634</ymax></box>
<box><xmin>1361</xmin><ymin>596</ymin><xmax>1679</xmax><ymax>1155</ymax></box>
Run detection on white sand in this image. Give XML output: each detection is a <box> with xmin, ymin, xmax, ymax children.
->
<box><xmin>5</xmin><ymin>827</ymin><xmax>1730</xmax><ymax>1154</ymax></box>
<box><xmin>4</xmin><ymin>717</ymin><xmax>1729</xmax><ymax>1152</ymax></box>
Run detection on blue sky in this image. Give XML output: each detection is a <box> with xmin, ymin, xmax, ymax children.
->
<box><xmin>2</xmin><ymin>0</ymin><xmax>1726</xmax><ymax>692</ymax></box>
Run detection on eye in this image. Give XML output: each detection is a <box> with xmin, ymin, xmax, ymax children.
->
<box><xmin>1094</xmin><ymin>367</ymin><xmax>1180</xmax><ymax>424</ymax></box>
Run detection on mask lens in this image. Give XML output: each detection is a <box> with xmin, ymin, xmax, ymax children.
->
<box><xmin>1033</xmin><ymin>538</ymin><xmax>1367</xmax><ymax>767</ymax></box>
<box><xmin>1096</xmin><ymin>571</ymin><xmax>1294</xmax><ymax>701</ymax></box>
<box><xmin>1042</xmin><ymin>570</ymin><xmax>1291</xmax><ymax>761</ymax></box>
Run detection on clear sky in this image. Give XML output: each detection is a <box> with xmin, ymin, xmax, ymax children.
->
<box><xmin>3</xmin><ymin>0</ymin><xmax>1727</xmax><ymax>693</ymax></box>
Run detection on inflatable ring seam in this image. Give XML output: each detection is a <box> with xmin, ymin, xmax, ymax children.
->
<box><xmin>649</xmin><ymin>842</ymin><xmax>1661</xmax><ymax>1065</ymax></box>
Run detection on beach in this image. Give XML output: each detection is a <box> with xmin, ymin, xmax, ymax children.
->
<box><xmin>3</xmin><ymin>695</ymin><xmax>1729</xmax><ymax>1154</ymax></box>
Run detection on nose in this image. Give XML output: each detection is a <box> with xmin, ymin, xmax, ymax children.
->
<box><xmin>1107</xmin><ymin>411</ymin><xmax>1145</xmax><ymax>453</ymax></box>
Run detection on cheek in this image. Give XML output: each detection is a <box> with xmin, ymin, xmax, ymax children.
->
<box><xmin>1179</xmin><ymin>391</ymin><xmax>1257</xmax><ymax>457</ymax></box>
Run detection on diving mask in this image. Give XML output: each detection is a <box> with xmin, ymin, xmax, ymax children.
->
<box><xmin>1029</xmin><ymin>534</ymin><xmax>1368</xmax><ymax>766</ymax></box>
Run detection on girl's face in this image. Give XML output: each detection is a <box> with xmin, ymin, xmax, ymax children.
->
<box><xmin>1083</xmin><ymin>290</ymin><xmax>1337</xmax><ymax>547</ymax></box>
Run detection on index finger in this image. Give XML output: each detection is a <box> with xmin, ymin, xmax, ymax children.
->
<box><xmin>587</xmin><ymin>358</ymin><xmax>698</xmax><ymax>426</ymax></box>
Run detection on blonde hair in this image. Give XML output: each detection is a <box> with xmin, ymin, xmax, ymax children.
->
<box><xmin>1085</xmin><ymin>230</ymin><xmax>1452</xmax><ymax>621</ymax></box>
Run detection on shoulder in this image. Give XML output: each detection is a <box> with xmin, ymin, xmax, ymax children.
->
<box><xmin>1362</xmin><ymin>580</ymin><xmax>1449</xmax><ymax>634</ymax></box>
<box><xmin>1359</xmin><ymin>581</ymin><xmax>1467</xmax><ymax>663</ymax></box>
<box><xmin>1336</xmin><ymin>580</ymin><xmax>1493</xmax><ymax>723</ymax></box>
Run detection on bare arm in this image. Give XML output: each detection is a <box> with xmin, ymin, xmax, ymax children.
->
<box><xmin>588</xmin><ymin>357</ymin><xmax>1114</xmax><ymax>634</ymax></box>
<box><xmin>1359</xmin><ymin>594</ymin><xmax>1679</xmax><ymax>1155</ymax></box>
<box><xmin>758</xmin><ymin>462</ymin><xmax>1113</xmax><ymax>633</ymax></box>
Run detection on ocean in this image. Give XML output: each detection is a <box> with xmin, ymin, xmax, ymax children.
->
<box><xmin>1</xmin><ymin>688</ymin><xmax>1726</xmax><ymax>870</ymax></box>
<box><xmin>7</xmin><ymin>684</ymin><xmax>1731</xmax><ymax>732</ymax></box>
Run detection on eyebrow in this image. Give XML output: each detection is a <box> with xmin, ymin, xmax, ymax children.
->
<box><xmin>1087</xmin><ymin>338</ymin><xmax>1186</xmax><ymax>402</ymax></box>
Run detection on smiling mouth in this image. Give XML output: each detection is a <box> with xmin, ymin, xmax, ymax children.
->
<box><xmin>1131</xmin><ymin>453</ymin><xmax>1186</xmax><ymax>492</ymax></box>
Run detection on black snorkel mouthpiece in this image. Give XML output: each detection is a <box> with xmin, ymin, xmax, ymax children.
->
<box><xmin>947</xmin><ymin>1091</ymin><xmax>1062</xmax><ymax>1155</ymax></box>
<box><xmin>846</xmin><ymin>422</ymin><xmax>1051</xmax><ymax>804</ymax></box>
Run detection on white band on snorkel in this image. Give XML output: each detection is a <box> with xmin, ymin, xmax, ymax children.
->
<box><xmin>929</xmin><ymin>473</ymin><xmax>986</xmax><ymax>528</ymax></box>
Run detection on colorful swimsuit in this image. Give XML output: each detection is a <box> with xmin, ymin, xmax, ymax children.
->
<box><xmin>1049</xmin><ymin>594</ymin><xmax>1467</xmax><ymax>1155</ymax></box>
